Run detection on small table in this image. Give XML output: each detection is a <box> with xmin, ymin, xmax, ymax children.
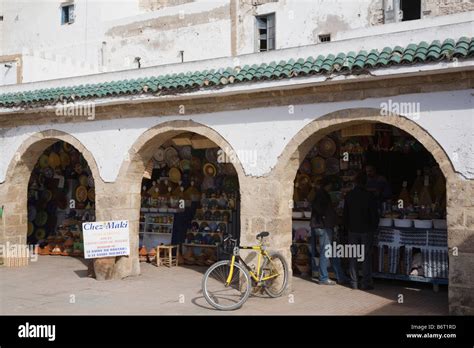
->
<box><xmin>156</xmin><ymin>245</ymin><xmax>179</xmax><ymax>267</ymax></box>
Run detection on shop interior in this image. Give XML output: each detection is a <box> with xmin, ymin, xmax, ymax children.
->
<box><xmin>291</xmin><ymin>123</ymin><xmax>448</xmax><ymax>291</ymax></box>
<box><xmin>27</xmin><ymin>134</ymin><xmax>241</xmax><ymax>269</ymax></box>
<box><xmin>138</xmin><ymin>132</ymin><xmax>240</xmax><ymax>267</ymax></box>
<box><xmin>27</xmin><ymin>141</ymin><xmax>94</xmax><ymax>257</ymax></box>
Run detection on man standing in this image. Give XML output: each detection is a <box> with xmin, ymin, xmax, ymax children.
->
<box><xmin>310</xmin><ymin>178</ymin><xmax>350</xmax><ymax>286</ymax></box>
<box><xmin>343</xmin><ymin>172</ymin><xmax>379</xmax><ymax>290</ymax></box>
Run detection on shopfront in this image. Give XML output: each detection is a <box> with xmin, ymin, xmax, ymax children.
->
<box><xmin>1</xmin><ymin>35</ymin><xmax>473</xmax><ymax>314</ymax></box>
<box><xmin>290</xmin><ymin>121</ymin><xmax>448</xmax><ymax>291</ymax></box>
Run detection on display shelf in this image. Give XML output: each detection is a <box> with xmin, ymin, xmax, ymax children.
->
<box><xmin>372</xmin><ymin>272</ymin><xmax>448</xmax><ymax>292</ymax></box>
<box><xmin>192</xmin><ymin>219</ymin><xmax>228</xmax><ymax>224</ymax></box>
<box><xmin>141</xmin><ymin>231</ymin><xmax>172</xmax><ymax>235</ymax></box>
<box><xmin>182</xmin><ymin>243</ymin><xmax>217</xmax><ymax>248</ymax></box>
<box><xmin>188</xmin><ymin>230</ymin><xmax>221</xmax><ymax>234</ymax></box>
<box><xmin>147</xmin><ymin>223</ymin><xmax>174</xmax><ymax>226</ymax></box>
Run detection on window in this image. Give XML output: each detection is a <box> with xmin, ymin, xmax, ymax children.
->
<box><xmin>256</xmin><ymin>13</ymin><xmax>275</xmax><ymax>52</ymax></box>
<box><xmin>61</xmin><ymin>3</ymin><xmax>75</xmax><ymax>25</ymax></box>
<box><xmin>401</xmin><ymin>0</ymin><xmax>420</xmax><ymax>21</ymax></box>
<box><xmin>318</xmin><ymin>34</ymin><xmax>331</xmax><ymax>43</ymax></box>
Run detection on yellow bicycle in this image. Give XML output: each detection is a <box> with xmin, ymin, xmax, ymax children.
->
<box><xmin>202</xmin><ymin>231</ymin><xmax>289</xmax><ymax>311</ymax></box>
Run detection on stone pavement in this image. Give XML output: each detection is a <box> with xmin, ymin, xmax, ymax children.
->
<box><xmin>0</xmin><ymin>256</ymin><xmax>448</xmax><ymax>315</ymax></box>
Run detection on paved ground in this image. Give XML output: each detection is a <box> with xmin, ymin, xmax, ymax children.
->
<box><xmin>0</xmin><ymin>256</ymin><xmax>448</xmax><ymax>315</ymax></box>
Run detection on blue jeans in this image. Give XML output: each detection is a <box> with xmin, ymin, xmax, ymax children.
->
<box><xmin>311</xmin><ymin>228</ymin><xmax>349</xmax><ymax>283</ymax></box>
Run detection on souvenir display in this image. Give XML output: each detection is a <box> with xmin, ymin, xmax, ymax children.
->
<box><xmin>27</xmin><ymin>141</ymin><xmax>94</xmax><ymax>258</ymax></box>
<box><xmin>139</xmin><ymin>139</ymin><xmax>240</xmax><ymax>267</ymax></box>
<box><xmin>291</xmin><ymin>124</ymin><xmax>447</xmax><ymax>286</ymax></box>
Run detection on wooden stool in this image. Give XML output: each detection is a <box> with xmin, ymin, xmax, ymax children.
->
<box><xmin>156</xmin><ymin>245</ymin><xmax>179</xmax><ymax>267</ymax></box>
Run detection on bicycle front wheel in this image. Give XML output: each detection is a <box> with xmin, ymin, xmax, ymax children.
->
<box><xmin>202</xmin><ymin>260</ymin><xmax>252</xmax><ymax>311</ymax></box>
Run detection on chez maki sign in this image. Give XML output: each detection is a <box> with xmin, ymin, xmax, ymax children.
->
<box><xmin>82</xmin><ymin>220</ymin><xmax>130</xmax><ymax>258</ymax></box>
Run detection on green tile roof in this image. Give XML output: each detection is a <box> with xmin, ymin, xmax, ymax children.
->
<box><xmin>1</xmin><ymin>37</ymin><xmax>472</xmax><ymax>108</ymax></box>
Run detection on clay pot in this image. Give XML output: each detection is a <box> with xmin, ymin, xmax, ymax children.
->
<box><xmin>139</xmin><ymin>246</ymin><xmax>148</xmax><ymax>262</ymax></box>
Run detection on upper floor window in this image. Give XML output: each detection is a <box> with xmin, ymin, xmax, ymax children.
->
<box><xmin>61</xmin><ymin>3</ymin><xmax>75</xmax><ymax>25</ymax></box>
<box><xmin>256</xmin><ymin>13</ymin><xmax>275</xmax><ymax>52</ymax></box>
<box><xmin>401</xmin><ymin>0</ymin><xmax>421</xmax><ymax>21</ymax></box>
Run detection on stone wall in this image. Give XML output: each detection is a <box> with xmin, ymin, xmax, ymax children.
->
<box><xmin>423</xmin><ymin>0</ymin><xmax>474</xmax><ymax>17</ymax></box>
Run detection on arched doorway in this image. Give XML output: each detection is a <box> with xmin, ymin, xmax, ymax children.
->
<box><xmin>117</xmin><ymin>120</ymin><xmax>245</xmax><ymax>276</ymax></box>
<box><xmin>275</xmin><ymin>109</ymin><xmax>456</xmax><ymax>312</ymax></box>
<box><xmin>3</xmin><ymin>130</ymin><xmax>100</xmax><ymax>266</ymax></box>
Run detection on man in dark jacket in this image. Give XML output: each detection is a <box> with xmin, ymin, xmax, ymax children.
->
<box><xmin>343</xmin><ymin>172</ymin><xmax>379</xmax><ymax>290</ymax></box>
<box><xmin>310</xmin><ymin>178</ymin><xmax>349</xmax><ymax>285</ymax></box>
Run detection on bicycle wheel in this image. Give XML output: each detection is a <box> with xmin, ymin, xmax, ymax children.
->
<box><xmin>262</xmin><ymin>252</ymin><xmax>289</xmax><ymax>298</ymax></box>
<box><xmin>202</xmin><ymin>260</ymin><xmax>252</xmax><ymax>311</ymax></box>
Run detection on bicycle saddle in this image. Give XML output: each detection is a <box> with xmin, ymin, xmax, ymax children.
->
<box><xmin>256</xmin><ymin>231</ymin><xmax>270</xmax><ymax>239</ymax></box>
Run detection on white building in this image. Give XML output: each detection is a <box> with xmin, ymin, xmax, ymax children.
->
<box><xmin>0</xmin><ymin>0</ymin><xmax>473</xmax><ymax>315</ymax></box>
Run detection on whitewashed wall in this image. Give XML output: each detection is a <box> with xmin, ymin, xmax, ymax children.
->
<box><xmin>3</xmin><ymin>0</ymin><xmax>471</xmax><ymax>83</ymax></box>
<box><xmin>1</xmin><ymin>89</ymin><xmax>473</xmax><ymax>183</ymax></box>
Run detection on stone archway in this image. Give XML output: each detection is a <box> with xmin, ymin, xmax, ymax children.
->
<box><xmin>272</xmin><ymin>107</ymin><xmax>473</xmax><ymax>314</ymax></box>
<box><xmin>98</xmin><ymin>120</ymin><xmax>247</xmax><ymax>279</ymax></box>
<box><xmin>0</xmin><ymin>129</ymin><xmax>102</xmax><ymax>255</ymax></box>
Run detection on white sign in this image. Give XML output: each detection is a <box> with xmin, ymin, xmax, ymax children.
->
<box><xmin>82</xmin><ymin>220</ymin><xmax>130</xmax><ymax>259</ymax></box>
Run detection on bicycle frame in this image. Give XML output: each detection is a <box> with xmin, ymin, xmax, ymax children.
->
<box><xmin>225</xmin><ymin>244</ymin><xmax>280</xmax><ymax>286</ymax></box>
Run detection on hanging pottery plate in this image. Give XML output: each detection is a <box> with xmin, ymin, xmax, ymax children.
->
<box><xmin>43</xmin><ymin>167</ymin><xmax>54</xmax><ymax>178</ymax></box>
<box><xmin>35</xmin><ymin>228</ymin><xmax>46</xmax><ymax>240</ymax></box>
<box><xmin>325</xmin><ymin>157</ymin><xmax>340</xmax><ymax>175</ymax></box>
<box><xmin>179</xmin><ymin>146</ymin><xmax>192</xmax><ymax>160</ymax></box>
<box><xmin>168</xmin><ymin>167</ymin><xmax>182</xmax><ymax>184</ymax></box>
<box><xmin>87</xmin><ymin>175</ymin><xmax>95</xmax><ymax>188</ymax></box>
<box><xmin>88</xmin><ymin>188</ymin><xmax>95</xmax><ymax>202</ymax></box>
<box><xmin>63</xmin><ymin>142</ymin><xmax>73</xmax><ymax>152</ymax></box>
<box><xmin>48</xmin><ymin>152</ymin><xmax>61</xmax><ymax>168</ymax></box>
<box><xmin>318</xmin><ymin>137</ymin><xmax>337</xmax><ymax>158</ymax></box>
<box><xmin>27</xmin><ymin>222</ymin><xmax>34</xmax><ymax>237</ymax></box>
<box><xmin>75</xmin><ymin>185</ymin><xmax>88</xmax><ymax>202</ymax></box>
<box><xmin>199</xmin><ymin>222</ymin><xmax>209</xmax><ymax>231</ymax></box>
<box><xmin>205</xmin><ymin>148</ymin><xmax>219</xmax><ymax>164</ymax></box>
<box><xmin>153</xmin><ymin>148</ymin><xmax>165</xmax><ymax>162</ymax></box>
<box><xmin>203</xmin><ymin>210</ymin><xmax>212</xmax><ymax>220</ymax></box>
<box><xmin>74</xmin><ymin>163</ymin><xmax>83</xmax><ymax>175</ymax></box>
<box><xmin>41</xmin><ymin>189</ymin><xmax>53</xmax><ymax>202</ymax></box>
<box><xmin>28</xmin><ymin>205</ymin><xmax>37</xmax><ymax>222</ymax></box>
<box><xmin>218</xmin><ymin>223</ymin><xmax>227</xmax><ymax>233</ymax></box>
<box><xmin>79</xmin><ymin>175</ymin><xmax>89</xmax><ymax>187</ymax></box>
<box><xmin>308</xmin><ymin>144</ymin><xmax>319</xmax><ymax>158</ymax></box>
<box><xmin>311</xmin><ymin>156</ymin><xmax>326</xmax><ymax>175</ymax></box>
<box><xmin>191</xmin><ymin>157</ymin><xmax>201</xmax><ymax>172</ymax></box>
<box><xmin>209</xmin><ymin>222</ymin><xmax>218</xmax><ymax>232</ymax></box>
<box><xmin>299</xmin><ymin>160</ymin><xmax>312</xmax><ymax>175</ymax></box>
<box><xmin>179</xmin><ymin>159</ymin><xmax>191</xmax><ymax>172</ymax></box>
<box><xmin>60</xmin><ymin>151</ymin><xmax>71</xmax><ymax>168</ymax></box>
<box><xmin>297</xmin><ymin>174</ymin><xmax>311</xmax><ymax>190</ymax></box>
<box><xmin>164</xmin><ymin>146</ymin><xmax>178</xmax><ymax>163</ymax></box>
<box><xmin>35</xmin><ymin>211</ymin><xmax>48</xmax><ymax>227</ymax></box>
<box><xmin>203</xmin><ymin>163</ymin><xmax>217</xmax><ymax>177</ymax></box>
<box><xmin>39</xmin><ymin>154</ymin><xmax>49</xmax><ymax>168</ymax></box>
<box><xmin>212</xmin><ymin>210</ymin><xmax>221</xmax><ymax>221</ymax></box>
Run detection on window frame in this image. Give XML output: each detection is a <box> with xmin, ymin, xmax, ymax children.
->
<box><xmin>61</xmin><ymin>2</ymin><xmax>75</xmax><ymax>25</ymax></box>
<box><xmin>255</xmin><ymin>13</ymin><xmax>276</xmax><ymax>52</ymax></box>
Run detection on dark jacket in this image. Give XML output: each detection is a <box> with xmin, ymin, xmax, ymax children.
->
<box><xmin>343</xmin><ymin>185</ymin><xmax>379</xmax><ymax>234</ymax></box>
<box><xmin>310</xmin><ymin>188</ymin><xmax>337</xmax><ymax>229</ymax></box>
